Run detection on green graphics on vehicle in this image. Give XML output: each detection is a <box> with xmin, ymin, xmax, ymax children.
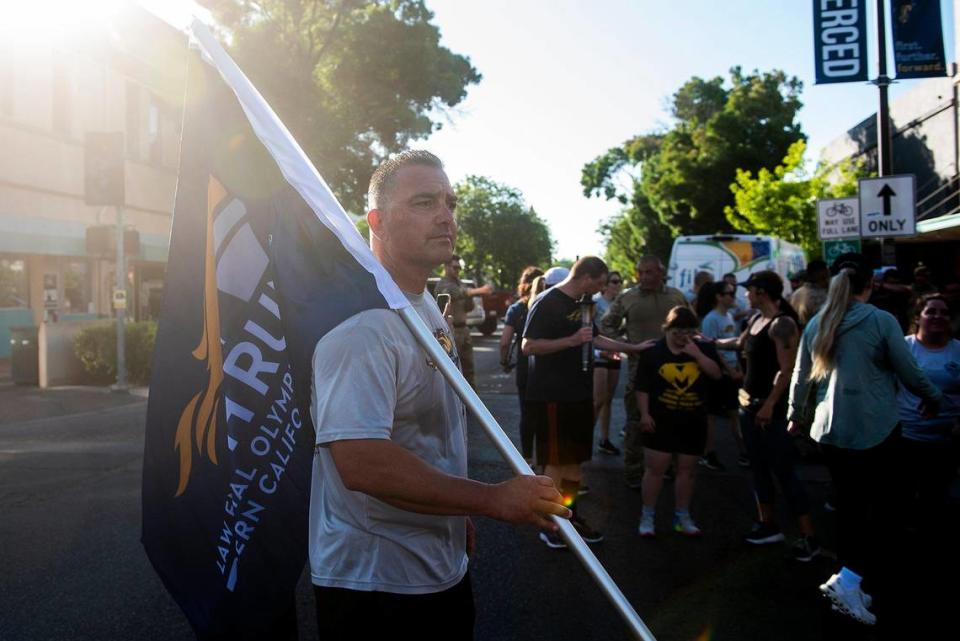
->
<box><xmin>822</xmin><ymin>239</ymin><xmax>862</xmax><ymax>264</ymax></box>
<box><xmin>667</xmin><ymin>235</ymin><xmax>806</xmax><ymax>304</ymax></box>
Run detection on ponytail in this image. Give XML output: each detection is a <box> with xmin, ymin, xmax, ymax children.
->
<box><xmin>809</xmin><ymin>269</ymin><xmax>856</xmax><ymax>381</ymax></box>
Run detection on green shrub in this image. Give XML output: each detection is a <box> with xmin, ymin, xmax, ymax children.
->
<box><xmin>74</xmin><ymin>321</ymin><xmax>157</xmax><ymax>386</ymax></box>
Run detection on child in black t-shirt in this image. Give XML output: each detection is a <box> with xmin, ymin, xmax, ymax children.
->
<box><xmin>636</xmin><ymin>306</ymin><xmax>723</xmax><ymax>537</ymax></box>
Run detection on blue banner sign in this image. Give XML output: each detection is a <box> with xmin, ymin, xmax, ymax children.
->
<box><xmin>892</xmin><ymin>0</ymin><xmax>948</xmax><ymax>79</ymax></box>
<box><xmin>813</xmin><ymin>0</ymin><xmax>869</xmax><ymax>84</ymax></box>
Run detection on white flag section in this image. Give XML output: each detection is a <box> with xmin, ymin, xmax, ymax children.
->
<box><xmin>189</xmin><ymin>19</ymin><xmax>657</xmax><ymax>641</ymax></box>
<box><xmin>190</xmin><ymin>20</ymin><xmax>409</xmax><ymax>311</ymax></box>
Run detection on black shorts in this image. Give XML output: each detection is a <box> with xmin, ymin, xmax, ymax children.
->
<box><xmin>314</xmin><ymin>573</ymin><xmax>474</xmax><ymax>641</ymax></box>
<box><xmin>526</xmin><ymin>399</ymin><xmax>594</xmax><ymax>465</ymax></box>
<box><xmin>594</xmin><ymin>359</ymin><xmax>622</xmax><ymax>371</ymax></box>
<box><xmin>641</xmin><ymin>414</ymin><xmax>708</xmax><ymax>456</ymax></box>
<box><xmin>708</xmin><ymin>374</ymin><xmax>740</xmax><ymax>415</ymax></box>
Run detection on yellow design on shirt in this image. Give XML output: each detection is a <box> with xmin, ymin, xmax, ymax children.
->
<box><xmin>657</xmin><ymin>361</ymin><xmax>702</xmax><ymax>410</ymax></box>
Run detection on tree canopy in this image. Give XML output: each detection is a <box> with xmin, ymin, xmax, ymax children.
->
<box><xmin>726</xmin><ymin>140</ymin><xmax>865</xmax><ymax>258</ymax></box>
<box><xmin>200</xmin><ymin>0</ymin><xmax>481</xmax><ymax>213</ymax></box>
<box><xmin>453</xmin><ymin>176</ymin><xmax>553</xmax><ymax>290</ymax></box>
<box><xmin>583</xmin><ymin>67</ymin><xmax>805</xmax><ymax>265</ymax></box>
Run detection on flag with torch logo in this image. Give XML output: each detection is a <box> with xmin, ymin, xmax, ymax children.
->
<box><xmin>142</xmin><ymin>22</ymin><xmax>410</xmax><ymax>639</ymax></box>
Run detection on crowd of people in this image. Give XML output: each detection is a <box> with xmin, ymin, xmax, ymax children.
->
<box><xmin>305</xmin><ymin>148</ymin><xmax>956</xmax><ymax>638</ymax></box>
<box><xmin>497</xmin><ymin>251</ymin><xmax>959</xmax><ymax>628</ymax></box>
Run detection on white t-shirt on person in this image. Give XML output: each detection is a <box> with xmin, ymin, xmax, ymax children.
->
<box><xmin>308</xmin><ymin>290</ymin><xmax>469</xmax><ymax>594</ymax></box>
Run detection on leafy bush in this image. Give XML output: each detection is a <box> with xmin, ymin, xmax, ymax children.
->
<box><xmin>74</xmin><ymin>321</ymin><xmax>157</xmax><ymax>386</ymax></box>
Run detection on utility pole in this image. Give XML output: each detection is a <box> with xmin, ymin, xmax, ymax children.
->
<box><xmin>114</xmin><ymin>205</ymin><xmax>127</xmax><ymax>390</ymax></box>
<box><xmin>84</xmin><ymin>131</ymin><xmax>127</xmax><ymax>389</ymax></box>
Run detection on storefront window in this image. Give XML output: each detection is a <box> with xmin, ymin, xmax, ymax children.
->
<box><xmin>63</xmin><ymin>259</ymin><xmax>91</xmax><ymax>314</ymax></box>
<box><xmin>0</xmin><ymin>258</ymin><xmax>28</xmax><ymax>308</ymax></box>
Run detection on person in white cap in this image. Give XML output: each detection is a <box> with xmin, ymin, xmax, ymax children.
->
<box><xmin>543</xmin><ymin>266</ymin><xmax>570</xmax><ymax>288</ymax></box>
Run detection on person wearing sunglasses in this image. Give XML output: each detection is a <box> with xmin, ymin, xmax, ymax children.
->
<box><xmin>696</xmin><ymin>282</ymin><xmax>749</xmax><ymax>470</ymax></box>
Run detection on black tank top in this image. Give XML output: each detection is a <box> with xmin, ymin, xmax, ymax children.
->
<box><xmin>742</xmin><ymin>312</ymin><xmax>788</xmax><ymax>416</ymax></box>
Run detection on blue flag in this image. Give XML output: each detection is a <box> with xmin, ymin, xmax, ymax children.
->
<box><xmin>142</xmin><ymin>22</ymin><xmax>409</xmax><ymax>639</ymax></box>
<box><xmin>892</xmin><ymin>0</ymin><xmax>948</xmax><ymax>79</ymax></box>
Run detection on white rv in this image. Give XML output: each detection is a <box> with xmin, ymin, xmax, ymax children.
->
<box><xmin>666</xmin><ymin>234</ymin><xmax>806</xmax><ymax>305</ymax></box>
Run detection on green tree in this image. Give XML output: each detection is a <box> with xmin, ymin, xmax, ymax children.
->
<box><xmin>725</xmin><ymin>140</ymin><xmax>865</xmax><ymax>258</ymax></box>
<box><xmin>582</xmin><ymin>134</ymin><xmax>674</xmax><ymax>266</ymax></box>
<box><xmin>583</xmin><ymin>67</ymin><xmax>804</xmax><ymax>264</ymax></box>
<box><xmin>453</xmin><ymin>176</ymin><xmax>553</xmax><ymax>289</ymax></box>
<box><xmin>200</xmin><ymin>0</ymin><xmax>481</xmax><ymax>213</ymax></box>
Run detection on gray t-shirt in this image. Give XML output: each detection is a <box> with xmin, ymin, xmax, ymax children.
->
<box><xmin>308</xmin><ymin>290</ymin><xmax>468</xmax><ymax>594</ymax></box>
<box><xmin>701</xmin><ymin>309</ymin><xmax>739</xmax><ymax>370</ymax></box>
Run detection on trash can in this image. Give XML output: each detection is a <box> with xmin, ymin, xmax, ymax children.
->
<box><xmin>10</xmin><ymin>326</ymin><xmax>39</xmax><ymax>386</ymax></box>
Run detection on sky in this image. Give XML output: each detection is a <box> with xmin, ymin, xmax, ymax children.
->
<box><xmin>146</xmin><ymin>0</ymin><xmax>956</xmax><ymax>260</ymax></box>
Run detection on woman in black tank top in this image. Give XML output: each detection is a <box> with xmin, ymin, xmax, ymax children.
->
<box><xmin>733</xmin><ymin>272</ymin><xmax>819</xmax><ymax>561</ymax></box>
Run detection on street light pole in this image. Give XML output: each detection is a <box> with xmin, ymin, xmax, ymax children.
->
<box><xmin>875</xmin><ymin>0</ymin><xmax>894</xmax><ymax>264</ymax></box>
<box><xmin>875</xmin><ymin>0</ymin><xmax>893</xmax><ymax>177</ymax></box>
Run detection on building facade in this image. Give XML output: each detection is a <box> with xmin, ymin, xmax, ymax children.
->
<box><xmin>0</xmin><ymin>6</ymin><xmax>185</xmax><ymax>357</ymax></box>
<box><xmin>819</xmin><ymin>1</ymin><xmax>960</xmax><ymax>280</ymax></box>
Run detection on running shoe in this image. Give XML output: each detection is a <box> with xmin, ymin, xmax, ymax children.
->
<box><xmin>744</xmin><ymin>521</ymin><xmax>785</xmax><ymax>545</ymax></box>
<box><xmin>598</xmin><ymin>439</ymin><xmax>621</xmax><ymax>455</ymax></box>
<box><xmin>673</xmin><ymin>513</ymin><xmax>702</xmax><ymax>537</ymax></box>
<box><xmin>819</xmin><ymin>573</ymin><xmax>876</xmax><ymax>625</ymax></box>
<box><xmin>698</xmin><ymin>452</ymin><xmax>725</xmax><ymax>471</ymax></box>
<box><xmin>539</xmin><ymin>530</ymin><xmax>567</xmax><ymax>549</ymax></box>
<box><xmin>572</xmin><ymin>517</ymin><xmax>604</xmax><ymax>544</ymax></box>
<box><xmin>638</xmin><ymin>514</ymin><xmax>655</xmax><ymax>538</ymax></box>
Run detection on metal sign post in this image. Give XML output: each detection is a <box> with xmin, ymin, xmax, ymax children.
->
<box><xmin>114</xmin><ymin>205</ymin><xmax>127</xmax><ymax>390</ymax></box>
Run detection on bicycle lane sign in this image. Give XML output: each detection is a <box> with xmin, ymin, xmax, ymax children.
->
<box><xmin>817</xmin><ymin>197</ymin><xmax>861</xmax><ymax>240</ymax></box>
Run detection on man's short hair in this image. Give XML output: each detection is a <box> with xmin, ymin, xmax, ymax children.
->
<box><xmin>636</xmin><ymin>256</ymin><xmax>664</xmax><ymax>271</ymax></box>
<box><xmin>570</xmin><ymin>256</ymin><xmax>608</xmax><ymax>280</ymax></box>
<box><xmin>806</xmin><ymin>259</ymin><xmax>828</xmax><ymax>278</ymax></box>
<box><xmin>368</xmin><ymin>150</ymin><xmax>444</xmax><ymax>210</ymax></box>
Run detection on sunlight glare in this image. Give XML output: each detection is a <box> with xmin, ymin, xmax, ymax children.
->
<box><xmin>0</xmin><ymin>0</ymin><xmax>125</xmax><ymax>45</ymax></box>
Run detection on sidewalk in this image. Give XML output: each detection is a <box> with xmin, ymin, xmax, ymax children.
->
<box><xmin>0</xmin><ymin>383</ymin><xmax>146</xmax><ymax>426</ymax></box>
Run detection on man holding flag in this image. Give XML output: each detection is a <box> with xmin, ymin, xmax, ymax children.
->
<box><xmin>144</xmin><ymin>22</ymin><xmax>655</xmax><ymax>641</ymax></box>
<box><xmin>307</xmin><ymin>150</ymin><xmax>570</xmax><ymax>638</ymax></box>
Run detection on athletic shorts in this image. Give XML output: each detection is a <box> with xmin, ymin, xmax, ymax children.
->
<box><xmin>526</xmin><ymin>399</ymin><xmax>594</xmax><ymax>466</ymax></box>
<box><xmin>594</xmin><ymin>359</ymin><xmax>622</xmax><ymax>371</ymax></box>
<box><xmin>314</xmin><ymin>573</ymin><xmax>474</xmax><ymax>640</ymax></box>
<box><xmin>641</xmin><ymin>414</ymin><xmax>707</xmax><ymax>456</ymax></box>
<box><xmin>708</xmin><ymin>374</ymin><xmax>739</xmax><ymax>415</ymax></box>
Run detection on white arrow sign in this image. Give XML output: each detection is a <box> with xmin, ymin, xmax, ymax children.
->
<box><xmin>858</xmin><ymin>174</ymin><xmax>916</xmax><ymax>238</ymax></box>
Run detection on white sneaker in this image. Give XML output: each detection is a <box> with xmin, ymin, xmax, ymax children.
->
<box><xmin>638</xmin><ymin>514</ymin><xmax>655</xmax><ymax>538</ymax></box>
<box><xmin>673</xmin><ymin>513</ymin><xmax>702</xmax><ymax>537</ymax></box>
<box><xmin>819</xmin><ymin>573</ymin><xmax>876</xmax><ymax>625</ymax></box>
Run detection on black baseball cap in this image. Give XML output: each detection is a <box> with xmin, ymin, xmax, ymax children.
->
<box><xmin>739</xmin><ymin>270</ymin><xmax>784</xmax><ymax>299</ymax></box>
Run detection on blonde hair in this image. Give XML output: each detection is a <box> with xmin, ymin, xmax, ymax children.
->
<box><xmin>529</xmin><ymin>275</ymin><xmax>547</xmax><ymax>300</ymax></box>
<box><xmin>809</xmin><ymin>268</ymin><xmax>856</xmax><ymax>381</ymax></box>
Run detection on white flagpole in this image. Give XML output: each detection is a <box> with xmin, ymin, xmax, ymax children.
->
<box><xmin>398</xmin><ymin>307</ymin><xmax>658</xmax><ymax>641</ymax></box>
<box><xmin>189</xmin><ymin>19</ymin><xmax>655</xmax><ymax>640</ymax></box>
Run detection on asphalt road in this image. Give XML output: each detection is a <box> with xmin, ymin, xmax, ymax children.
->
<box><xmin>1</xmin><ymin>329</ymin><xmax>954</xmax><ymax>640</ymax></box>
